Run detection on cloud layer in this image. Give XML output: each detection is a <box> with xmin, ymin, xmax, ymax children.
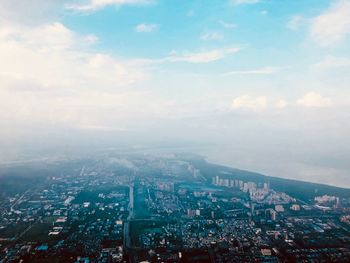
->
<box><xmin>310</xmin><ymin>0</ymin><xmax>350</xmax><ymax>46</ymax></box>
<box><xmin>66</xmin><ymin>0</ymin><xmax>152</xmax><ymax>11</ymax></box>
<box><xmin>135</xmin><ymin>23</ymin><xmax>158</xmax><ymax>32</ymax></box>
<box><xmin>0</xmin><ymin>0</ymin><xmax>349</xmax><ymax>187</ymax></box>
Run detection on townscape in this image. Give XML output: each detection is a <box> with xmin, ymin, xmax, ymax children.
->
<box><xmin>1</xmin><ymin>154</ymin><xmax>350</xmax><ymax>262</ymax></box>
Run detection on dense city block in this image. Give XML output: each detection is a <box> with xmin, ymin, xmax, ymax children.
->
<box><xmin>1</xmin><ymin>154</ymin><xmax>350</xmax><ymax>262</ymax></box>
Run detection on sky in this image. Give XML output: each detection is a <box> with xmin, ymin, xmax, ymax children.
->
<box><xmin>0</xmin><ymin>0</ymin><xmax>350</xmax><ymax>187</ymax></box>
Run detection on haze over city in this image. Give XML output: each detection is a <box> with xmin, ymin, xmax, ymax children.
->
<box><xmin>3</xmin><ymin>1</ymin><xmax>350</xmax><ymax>263</ymax></box>
<box><xmin>1</xmin><ymin>0</ymin><xmax>350</xmax><ymax>187</ymax></box>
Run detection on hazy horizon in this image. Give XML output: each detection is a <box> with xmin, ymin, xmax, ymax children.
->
<box><xmin>1</xmin><ymin>0</ymin><xmax>350</xmax><ymax>188</ymax></box>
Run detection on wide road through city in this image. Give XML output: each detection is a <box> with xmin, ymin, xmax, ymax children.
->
<box><xmin>123</xmin><ymin>184</ymin><xmax>136</xmax><ymax>262</ymax></box>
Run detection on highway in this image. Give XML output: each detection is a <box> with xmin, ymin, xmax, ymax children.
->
<box><xmin>123</xmin><ymin>184</ymin><xmax>136</xmax><ymax>262</ymax></box>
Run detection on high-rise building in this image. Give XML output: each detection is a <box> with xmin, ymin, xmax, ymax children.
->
<box><xmin>291</xmin><ymin>204</ymin><xmax>300</xmax><ymax>211</ymax></box>
<box><xmin>275</xmin><ymin>205</ymin><xmax>284</xmax><ymax>212</ymax></box>
<box><xmin>270</xmin><ymin>210</ymin><xmax>277</xmax><ymax>221</ymax></box>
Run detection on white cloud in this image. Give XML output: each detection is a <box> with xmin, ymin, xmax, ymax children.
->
<box><xmin>286</xmin><ymin>15</ymin><xmax>304</xmax><ymax>31</ymax></box>
<box><xmin>219</xmin><ymin>21</ymin><xmax>237</xmax><ymax>29</ymax></box>
<box><xmin>0</xmin><ymin>22</ymin><xmax>99</xmax><ymax>51</ymax></box>
<box><xmin>231</xmin><ymin>0</ymin><xmax>259</xmax><ymax>5</ymax></box>
<box><xmin>231</xmin><ymin>93</ymin><xmax>334</xmax><ymax>112</ymax></box>
<box><xmin>224</xmin><ymin>67</ymin><xmax>278</xmax><ymax>75</ymax></box>
<box><xmin>231</xmin><ymin>96</ymin><xmax>290</xmax><ymax>111</ymax></box>
<box><xmin>231</xmin><ymin>95</ymin><xmax>268</xmax><ymax>111</ymax></box>
<box><xmin>310</xmin><ymin>0</ymin><xmax>350</xmax><ymax>47</ymax></box>
<box><xmin>25</xmin><ymin>22</ymin><xmax>77</xmax><ymax>50</ymax></box>
<box><xmin>84</xmin><ymin>34</ymin><xmax>99</xmax><ymax>44</ymax></box>
<box><xmin>0</xmin><ymin>22</ymin><xmax>148</xmax><ymax>129</ymax></box>
<box><xmin>135</xmin><ymin>23</ymin><xmax>158</xmax><ymax>33</ymax></box>
<box><xmin>168</xmin><ymin>48</ymin><xmax>240</xmax><ymax>63</ymax></box>
<box><xmin>0</xmin><ymin>23</ymin><xmax>144</xmax><ymax>88</ymax></box>
<box><xmin>200</xmin><ymin>32</ymin><xmax>223</xmax><ymax>41</ymax></box>
<box><xmin>113</xmin><ymin>47</ymin><xmax>242</xmax><ymax>66</ymax></box>
<box><xmin>297</xmin><ymin>92</ymin><xmax>332</xmax><ymax>108</ymax></box>
<box><xmin>313</xmin><ymin>55</ymin><xmax>350</xmax><ymax>70</ymax></box>
<box><xmin>66</xmin><ymin>0</ymin><xmax>152</xmax><ymax>12</ymax></box>
<box><xmin>76</xmin><ymin>124</ymin><xmax>128</xmax><ymax>132</ymax></box>
<box><xmin>275</xmin><ymin>99</ymin><xmax>288</xmax><ymax>109</ymax></box>
<box><xmin>0</xmin><ymin>0</ymin><xmax>65</xmax><ymax>25</ymax></box>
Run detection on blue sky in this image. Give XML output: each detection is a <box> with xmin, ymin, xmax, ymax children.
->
<box><xmin>0</xmin><ymin>0</ymin><xmax>350</xmax><ymax>187</ymax></box>
<box><xmin>61</xmin><ymin>0</ymin><xmax>332</xmax><ymax>58</ymax></box>
<box><xmin>55</xmin><ymin>0</ymin><xmax>350</xmax><ymax>101</ymax></box>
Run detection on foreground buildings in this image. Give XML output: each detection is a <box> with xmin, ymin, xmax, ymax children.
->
<box><xmin>1</xmin><ymin>154</ymin><xmax>350</xmax><ymax>262</ymax></box>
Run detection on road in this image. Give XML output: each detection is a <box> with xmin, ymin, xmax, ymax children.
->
<box><xmin>123</xmin><ymin>184</ymin><xmax>136</xmax><ymax>262</ymax></box>
<box><xmin>10</xmin><ymin>190</ymin><xmax>30</xmax><ymax>211</ymax></box>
